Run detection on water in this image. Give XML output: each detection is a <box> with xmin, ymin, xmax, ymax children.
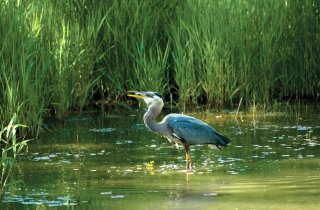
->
<box><xmin>1</xmin><ymin>105</ymin><xmax>320</xmax><ymax>209</ymax></box>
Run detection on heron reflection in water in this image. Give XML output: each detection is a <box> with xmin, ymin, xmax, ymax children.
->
<box><xmin>127</xmin><ymin>91</ymin><xmax>230</xmax><ymax>169</ymax></box>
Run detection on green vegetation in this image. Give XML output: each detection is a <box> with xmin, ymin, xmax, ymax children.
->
<box><xmin>172</xmin><ymin>0</ymin><xmax>320</xmax><ymax>106</ymax></box>
<box><xmin>1</xmin><ymin>114</ymin><xmax>31</xmax><ymax>194</ymax></box>
<box><xmin>0</xmin><ymin>0</ymin><xmax>319</xmax><ymax>134</ymax></box>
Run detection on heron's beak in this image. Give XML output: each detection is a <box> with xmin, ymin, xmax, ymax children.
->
<box><xmin>127</xmin><ymin>91</ymin><xmax>146</xmax><ymax>99</ymax></box>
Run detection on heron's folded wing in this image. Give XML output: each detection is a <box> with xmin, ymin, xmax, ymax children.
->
<box><xmin>166</xmin><ymin>114</ymin><xmax>229</xmax><ymax>146</ymax></box>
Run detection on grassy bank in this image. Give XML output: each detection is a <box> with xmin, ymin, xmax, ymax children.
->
<box><xmin>0</xmin><ymin>0</ymin><xmax>319</xmax><ymax>135</ymax></box>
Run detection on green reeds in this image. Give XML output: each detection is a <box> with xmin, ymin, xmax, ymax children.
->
<box><xmin>0</xmin><ymin>1</ymin><xmax>48</xmax><ymax>136</ymax></box>
<box><xmin>97</xmin><ymin>0</ymin><xmax>180</xmax><ymax>97</ymax></box>
<box><xmin>0</xmin><ymin>1</ymin><xmax>105</xmax><ymax>132</ymax></box>
<box><xmin>0</xmin><ymin>0</ymin><xmax>319</xmax><ymax>134</ymax></box>
<box><xmin>171</xmin><ymin>0</ymin><xmax>319</xmax><ymax>106</ymax></box>
<box><xmin>0</xmin><ymin>114</ymin><xmax>31</xmax><ymax>194</ymax></box>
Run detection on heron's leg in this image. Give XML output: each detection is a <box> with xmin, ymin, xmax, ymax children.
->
<box><xmin>183</xmin><ymin>144</ymin><xmax>192</xmax><ymax>169</ymax></box>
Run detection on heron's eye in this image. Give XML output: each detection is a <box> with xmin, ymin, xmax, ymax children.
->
<box><xmin>145</xmin><ymin>93</ymin><xmax>153</xmax><ymax>98</ymax></box>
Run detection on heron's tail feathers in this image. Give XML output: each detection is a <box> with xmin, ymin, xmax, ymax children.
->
<box><xmin>215</xmin><ymin>133</ymin><xmax>231</xmax><ymax>149</ymax></box>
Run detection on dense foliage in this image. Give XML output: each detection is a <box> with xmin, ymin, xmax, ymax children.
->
<box><xmin>0</xmin><ymin>0</ymin><xmax>319</xmax><ymax>134</ymax></box>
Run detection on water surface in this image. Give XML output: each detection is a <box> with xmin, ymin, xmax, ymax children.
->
<box><xmin>1</xmin><ymin>105</ymin><xmax>320</xmax><ymax>209</ymax></box>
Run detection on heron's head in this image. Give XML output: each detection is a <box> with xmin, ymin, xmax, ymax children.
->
<box><xmin>127</xmin><ymin>91</ymin><xmax>164</xmax><ymax>109</ymax></box>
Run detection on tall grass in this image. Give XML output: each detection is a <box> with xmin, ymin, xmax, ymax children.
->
<box><xmin>0</xmin><ymin>1</ymin><xmax>105</xmax><ymax>134</ymax></box>
<box><xmin>0</xmin><ymin>114</ymin><xmax>31</xmax><ymax>194</ymax></box>
<box><xmin>171</xmin><ymin>0</ymin><xmax>320</xmax><ymax>106</ymax></box>
<box><xmin>0</xmin><ymin>1</ymin><xmax>49</xmax><ymax>135</ymax></box>
<box><xmin>97</xmin><ymin>0</ymin><xmax>180</xmax><ymax>98</ymax></box>
<box><xmin>0</xmin><ymin>0</ymin><xmax>319</xmax><ymax>134</ymax></box>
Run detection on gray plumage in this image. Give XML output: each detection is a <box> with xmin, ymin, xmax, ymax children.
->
<box><xmin>163</xmin><ymin>114</ymin><xmax>230</xmax><ymax>148</ymax></box>
<box><xmin>127</xmin><ymin>91</ymin><xmax>231</xmax><ymax>169</ymax></box>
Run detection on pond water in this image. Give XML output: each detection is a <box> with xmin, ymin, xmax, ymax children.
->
<box><xmin>1</xmin><ymin>104</ymin><xmax>320</xmax><ymax>210</ymax></box>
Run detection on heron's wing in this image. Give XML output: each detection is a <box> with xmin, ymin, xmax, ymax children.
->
<box><xmin>164</xmin><ymin>114</ymin><xmax>230</xmax><ymax>147</ymax></box>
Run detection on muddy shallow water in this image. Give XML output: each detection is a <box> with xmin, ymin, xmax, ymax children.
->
<box><xmin>1</xmin><ymin>105</ymin><xmax>320</xmax><ymax>209</ymax></box>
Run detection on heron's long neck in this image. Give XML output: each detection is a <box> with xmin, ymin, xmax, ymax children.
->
<box><xmin>143</xmin><ymin>106</ymin><xmax>165</xmax><ymax>136</ymax></box>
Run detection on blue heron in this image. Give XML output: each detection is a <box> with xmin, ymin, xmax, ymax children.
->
<box><xmin>127</xmin><ymin>91</ymin><xmax>230</xmax><ymax>169</ymax></box>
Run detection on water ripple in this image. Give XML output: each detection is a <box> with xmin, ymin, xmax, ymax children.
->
<box><xmin>3</xmin><ymin>194</ymin><xmax>77</xmax><ymax>207</ymax></box>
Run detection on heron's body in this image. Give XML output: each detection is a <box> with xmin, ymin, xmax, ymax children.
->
<box><xmin>151</xmin><ymin>113</ymin><xmax>229</xmax><ymax>147</ymax></box>
<box><xmin>128</xmin><ymin>91</ymin><xmax>230</xmax><ymax>169</ymax></box>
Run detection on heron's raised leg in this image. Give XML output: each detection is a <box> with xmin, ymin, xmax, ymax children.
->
<box><xmin>183</xmin><ymin>144</ymin><xmax>192</xmax><ymax>169</ymax></box>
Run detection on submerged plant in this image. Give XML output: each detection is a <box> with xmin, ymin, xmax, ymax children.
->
<box><xmin>0</xmin><ymin>114</ymin><xmax>31</xmax><ymax>195</ymax></box>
